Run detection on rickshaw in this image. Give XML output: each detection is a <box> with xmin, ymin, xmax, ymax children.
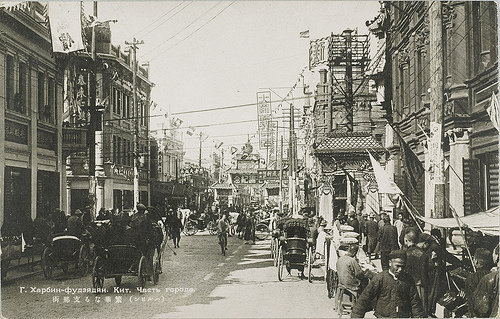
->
<box><xmin>41</xmin><ymin>234</ymin><xmax>91</xmax><ymax>278</ymax></box>
<box><xmin>277</xmin><ymin>218</ymin><xmax>314</xmax><ymax>282</ymax></box>
<box><xmin>91</xmin><ymin>220</ymin><xmax>164</xmax><ymax>290</ymax></box>
<box><xmin>92</xmin><ymin>244</ymin><xmax>161</xmax><ymax>290</ymax></box>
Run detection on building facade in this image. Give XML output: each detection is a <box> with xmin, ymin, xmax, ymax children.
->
<box><xmin>63</xmin><ymin>31</ymin><xmax>154</xmax><ymax>214</ymax></box>
<box><xmin>0</xmin><ymin>3</ymin><xmax>64</xmax><ymax>236</ymax></box>
<box><xmin>378</xmin><ymin>1</ymin><xmax>498</xmax><ymax>217</ymax></box>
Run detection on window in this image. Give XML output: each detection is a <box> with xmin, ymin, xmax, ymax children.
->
<box><xmin>112</xmin><ymin>88</ymin><xmax>117</xmax><ymax>113</ymax></box>
<box><xmin>18</xmin><ymin>61</ymin><xmax>27</xmax><ymax>114</ymax></box>
<box><xmin>113</xmin><ymin>135</ymin><xmax>117</xmax><ymax>163</ymax></box>
<box><xmin>123</xmin><ymin>95</ymin><xmax>129</xmax><ymax>118</ymax></box>
<box><xmin>37</xmin><ymin>72</ymin><xmax>46</xmax><ymax>121</ymax></box>
<box><xmin>6</xmin><ymin>55</ymin><xmax>14</xmax><ymax>111</ymax></box>
<box><xmin>117</xmin><ymin>136</ymin><xmax>122</xmax><ymax>165</ymax></box>
<box><xmin>48</xmin><ymin>77</ymin><xmax>55</xmax><ymax>124</ymax></box>
<box><xmin>117</xmin><ymin>90</ymin><xmax>122</xmax><ymax>115</ymax></box>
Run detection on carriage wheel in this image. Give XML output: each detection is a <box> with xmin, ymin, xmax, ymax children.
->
<box><xmin>277</xmin><ymin>246</ymin><xmax>284</xmax><ymax>281</ymax></box>
<box><xmin>62</xmin><ymin>263</ymin><xmax>69</xmax><ymax>274</ymax></box>
<box><xmin>152</xmin><ymin>249</ymin><xmax>161</xmax><ymax>285</ymax></box>
<box><xmin>270</xmin><ymin>238</ymin><xmax>275</xmax><ymax>260</ymax></box>
<box><xmin>208</xmin><ymin>221</ymin><xmax>218</xmax><ymax>236</ymax></box>
<box><xmin>78</xmin><ymin>245</ymin><xmax>90</xmax><ymax>276</ymax></box>
<box><xmin>273</xmin><ymin>239</ymin><xmax>279</xmax><ymax>267</ymax></box>
<box><xmin>229</xmin><ymin>225</ymin><xmax>236</xmax><ymax>236</ymax></box>
<box><xmin>308</xmin><ymin>246</ymin><xmax>313</xmax><ymax>283</ymax></box>
<box><xmin>92</xmin><ymin>256</ymin><xmax>104</xmax><ymax>290</ymax></box>
<box><xmin>42</xmin><ymin>247</ymin><xmax>54</xmax><ymax>279</ymax></box>
<box><xmin>255</xmin><ymin>223</ymin><xmax>270</xmax><ymax>240</ymax></box>
<box><xmin>138</xmin><ymin>256</ymin><xmax>147</xmax><ymax>288</ymax></box>
<box><xmin>115</xmin><ymin>276</ymin><xmax>122</xmax><ymax>286</ymax></box>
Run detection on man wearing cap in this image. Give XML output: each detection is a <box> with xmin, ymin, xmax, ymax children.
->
<box><xmin>404</xmin><ymin>229</ymin><xmax>429</xmax><ymax>315</ymax></box>
<box><xmin>351</xmin><ymin>250</ymin><xmax>424</xmax><ymax>318</ymax></box>
<box><xmin>465</xmin><ymin>248</ymin><xmax>493</xmax><ymax>317</ymax></box>
<box><xmin>363</xmin><ymin>213</ymin><xmax>378</xmax><ymax>261</ymax></box>
<box><xmin>347</xmin><ymin>212</ymin><xmax>360</xmax><ymax>234</ymax></box>
<box><xmin>336</xmin><ymin>242</ymin><xmax>371</xmax><ymax>295</ymax></box>
<box><xmin>378</xmin><ymin>215</ymin><xmax>399</xmax><ymax>270</ymax></box>
<box><xmin>130</xmin><ymin>203</ymin><xmax>154</xmax><ymax>278</ymax></box>
<box><xmin>472</xmin><ymin>244</ymin><xmax>499</xmax><ymax>318</ymax></box>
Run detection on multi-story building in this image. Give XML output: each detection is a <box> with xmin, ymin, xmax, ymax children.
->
<box><xmin>63</xmin><ymin>26</ymin><xmax>154</xmax><ymax>213</ymax></box>
<box><xmin>310</xmin><ymin>30</ymin><xmax>385</xmax><ymax>222</ymax></box>
<box><xmin>0</xmin><ymin>3</ymin><xmax>64</xmax><ymax>235</ymax></box>
<box><xmin>376</xmin><ymin>1</ymin><xmax>498</xmax><ymax>218</ymax></box>
<box><xmin>149</xmin><ymin>116</ymin><xmax>185</xmax><ymax>211</ymax></box>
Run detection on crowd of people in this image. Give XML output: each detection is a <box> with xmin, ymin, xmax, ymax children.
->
<box><xmin>307</xmin><ymin>208</ymin><xmax>499</xmax><ymax>318</ymax></box>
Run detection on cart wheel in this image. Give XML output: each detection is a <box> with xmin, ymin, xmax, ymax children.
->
<box><xmin>92</xmin><ymin>256</ymin><xmax>104</xmax><ymax>290</ymax></box>
<box><xmin>138</xmin><ymin>256</ymin><xmax>147</xmax><ymax>288</ymax></box>
<box><xmin>277</xmin><ymin>246</ymin><xmax>284</xmax><ymax>281</ymax></box>
<box><xmin>152</xmin><ymin>249</ymin><xmax>160</xmax><ymax>285</ymax></box>
<box><xmin>115</xmin><ymin>276</ymin><xmax>122</xmax><ymax>286</ymax></box>
<box><xmin>308</xmin><ymin>246</ymin><xmax>313</xmax><ymax>283</ymax></box>
<box><xmin>274</xmin><ymin>239</ymin><xmax>280</xmax><ymax>266</ymax></box>
<box><xmin>255</xmin><ymin>223</ymin><xmax>270</xmax><ymax>240</ymax></box>
<box><xmin>78</xmin><ymin>245</ymin><xmax>89</xmax><ymax>276</ymax></box>
<box><xmin>42</xmin><ymin>247</ymin><xmax>54</xmax><ymax>279</ymax></box>
<box><xmin>270</xmin><ymin>238</ymin><xmax>275</xmax><ymax>259</ymax></box>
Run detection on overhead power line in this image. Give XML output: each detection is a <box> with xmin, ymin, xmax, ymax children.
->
<box><xmin>135</xmin><ymin>1</ymin><xmax>193</xmax><ymax>40</ymax></box>
<box><xmin>133</xmin><ymin>1</ymin><xmax>188</xmax><ymax>39</ymax></box>
<box><xmin>140</xmin><ymin>1</ymin><xmax>222</xmax><ymax>59</ymax></box>
<box><xmin>149</xmin><ymin>1</ymin><xmax>234</xmax><ymax>62</ymax></box>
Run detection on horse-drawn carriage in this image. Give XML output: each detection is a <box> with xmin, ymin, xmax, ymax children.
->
<box><xmin>276</xmin><ymin>218</ymin><xmax>314</xmax><ymax>282</ymax></box>
<box><xmin>41</xmin><ymin>234</ymin><xmax>91</xmax><ymax>278</ymax></box>
<box><xmin>91</xmin><ymin>211</ymin><xmax>165</xmax><ymax>290</ymax></box>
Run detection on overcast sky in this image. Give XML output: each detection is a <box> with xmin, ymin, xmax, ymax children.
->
<box><xmin>93</xmin><ymin>1</ymin><xmax>380</xmax><ymax>165</ymax></box>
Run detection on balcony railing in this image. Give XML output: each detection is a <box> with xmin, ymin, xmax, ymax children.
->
<box><xmin>62</xmin><ymin>127</ymin><xmax>87</xmax><ymax>154</ymax></box>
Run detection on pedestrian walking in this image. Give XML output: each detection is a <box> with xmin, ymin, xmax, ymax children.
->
<box><xmin>347</xmin><ymin>211</ymin><xmax>360</xmax><ymax>234</ymax></box>
<box><xmin>364</xmin><ymin>213</ymin><xmax>378</xmax><ymax>261</ymax></box>
<box><xmin>351</xmin><ymin>250</ymin><xmax>425</xmax><ymax>318</ymax></box>
<box><xmin>403</xmin><ymin>229</ymin><xmax>429</xmax><ymax>315</ymax></box>
<box><xmin>394</xmin><ymin>213</ymin><xmax>404</xmax><ymax>247</ymax></box>
<box><xmin>170</xmin><ymin>210</ymin><xmax>183</xmax><ymax>248</ymax></box>
<box><xmin>378</xmin><ymin>214</ymin><xmax>399</xmax><ymax>270</ymax></box>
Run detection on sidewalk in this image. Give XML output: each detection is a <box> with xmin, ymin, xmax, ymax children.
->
<box><xmin>1</xmin><ymin>254</ymin><xmax>43</xmax><ymax>285</ymax></box>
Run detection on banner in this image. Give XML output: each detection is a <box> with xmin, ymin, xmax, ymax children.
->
<box><xmin>309</xmin><ymin>37</ymin><xmax>329</xmax><ymax>69</ymax></box>
<box><xmin>487</xmin><ymin>92</ymin><xmax>499</xmax><ymax>131</ymax></box>
<box><xmin>368</xmin><ymin>152</ymin><xmax>402</xmax><ymax>195</ymax></box>
<box><xmin>48</xmin><ymin>2</ymin><xmax>85</xmax><ymax>53</ymax></box>
<box><xmin>257</xmin><ymin>91</ymin><xmax>272</xmax><ymax>149</ymax></box>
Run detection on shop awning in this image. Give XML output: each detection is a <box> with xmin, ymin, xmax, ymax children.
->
<box><xmin>416</xmin><ymin>206</ymin><xmax>499</xmax><ymax>236</ymax></box>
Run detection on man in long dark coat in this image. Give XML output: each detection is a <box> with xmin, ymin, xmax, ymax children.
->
<box><xmin>378</xmin><ymin>214</ymin><xmax>399</xmax><ymax>270</ymax></box>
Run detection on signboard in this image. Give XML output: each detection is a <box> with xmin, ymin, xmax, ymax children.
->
<box><xmin>309</xmin><ymin>37</ymin><xmax>329</xmax><ymax>69</ymax></box>
<box><xmin>429</xmin><ymin>122</ymin><xmax>443</xmax><ymax>184</ymax></box>
<box><xmin>257</xmin><ymin>91</ymin><xmax>272</xmax><ymax>149</ymax></box>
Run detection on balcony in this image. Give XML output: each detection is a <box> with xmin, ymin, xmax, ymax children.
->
<box><xmin>62</xmin><ymin>126</ymin><xmax>88</xmax><ymax>156</ymax></box>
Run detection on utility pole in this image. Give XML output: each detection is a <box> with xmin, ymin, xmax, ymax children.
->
<box><xmin>290</xmin><ymin>103</ymin><xmax>299</xmax><ymax>217</ymax></box>
<box><xmin>279</xmin><ymin>135</ymin><xmax>283</xmax><ymax>215</ymax></box>
<box><xmin>88</xmin><ymin>1</ymin><xmax>98</xmax><ymax>219</ymax></box>
<box><xmin>125</xmin><ymin>37</ymin><xmax>144</xmax><ymax>209</ymax></box>
<box><xmin>219</xmin><ymin>148</ymin><xmax>224</xmax><ymax>183</ymax></box>
<box><xmin>343</xmin><ymin>29</ymin><xmax>354</xmax><ymax>132</ymax></box>
<box><xmin>429</xmin><ymin>1</ymin><xmax>445</xmax><ymax>218</ymax></box>
<box><xmin>198</xmin><ymin>132</ymin><xmax>202</xmax><ymax>168</ymax></box>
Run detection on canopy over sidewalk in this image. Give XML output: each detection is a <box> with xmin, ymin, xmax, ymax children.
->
<box><xmin>416</xmin><ymin>206</ymin><xmax>499</xmax><ymax>236</ymax></box>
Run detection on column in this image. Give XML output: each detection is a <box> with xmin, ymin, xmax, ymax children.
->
<box><xmin>96</xmin><ymin>178</ymin><xmax>105</xmax><ymax>213</ymax></box>
<box><xmin>57</xmin><ymin>82</ymin><xmax>64</xmax><ymax>211</ymax></box>
<box><xmin>0</xmin><ymin>49</ymin><xmax>5</xmax><ymax>227</ymax></box>
<box><xmin>445</xmin><ymin>128</ymin><xmax>471</xmax><ymax>217</ymax></box>
<box><xmin>66</xmin><ymin>179</ymin><xmax>71</xmax><ymax>213</ymax></box>
<box><xmin>30</xmin><ymin>68</ymin><xmax>38</xmax><ymax>221</ymax></box>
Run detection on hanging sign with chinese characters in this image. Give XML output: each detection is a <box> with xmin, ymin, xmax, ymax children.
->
<box><xmin>74</xmin><ymin>71</ymin><xmax>89</xmax><ymax>110</ymax></box>
<box><xmin>47</xmin><ymin>2</ymin><xmax>85</xmax><ymax>53</ymax></box>
<box><xmin>309</xmin><ymin>37</ymin><xmax>330</xmax><ymax>69</ymax></box>
<box><xmin>257</xmin><ymin>91</ymin><xmax>272</xmax><ymax>149</ymax></box>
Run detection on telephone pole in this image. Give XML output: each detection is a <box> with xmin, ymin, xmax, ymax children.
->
<box><xmin>429</xmin><ymin>1</ymin><xmax>445</xmax><ymax>218</ymax></box>
<box><xmin>88</xmin><ymin>1</ymin><xmax>98</xmax><ymax>219</ymax></box>
<box><xmin>125</xmin><ymin>37</ymin><xmax>144</xmax><ymax>209</ymax></box>
<box><xmin>198</xmin><ymin>132</ymin><xmax>203</xmax><ymax>168</ymax></box>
